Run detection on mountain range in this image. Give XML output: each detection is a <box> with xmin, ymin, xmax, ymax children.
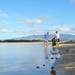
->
<box><xmin>14</xmin><ymin>34</ymin><xmax>75</xmax><ymax>40</ymax></box>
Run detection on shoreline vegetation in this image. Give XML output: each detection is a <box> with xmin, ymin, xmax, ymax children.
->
<box><xmin>0</xmin><ymin>39</ymin><xmax>66</xmax><ymax>43</ymax></box>
<box><xmin>0</xmin><ymin>39</ymin><xmax>74</xmax><ymax>46</ymax></box>
<box><xmin>0</xmin><ymin>39</ymin><xmax>69</xmax><ymax>44</ymax></box>
<box><xmin>0</xmin><ymin>39</ymin><xmax>44</xmax><ymax>42</ymax></box>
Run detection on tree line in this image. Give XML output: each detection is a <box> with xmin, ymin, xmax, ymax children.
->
<box><xmin>0</xmin><ymin>39</ymin><xmax>51</xmax><ymax>42</ymax></box>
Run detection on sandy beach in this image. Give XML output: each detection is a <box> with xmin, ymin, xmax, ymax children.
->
<box><xmin>54</xmin><ymin>43</ymin><xmax>75</xmax><ymax>75</ymax></box>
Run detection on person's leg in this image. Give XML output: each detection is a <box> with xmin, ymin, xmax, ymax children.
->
<box><xmin>44</xmin><ymin>41</ymin><xmax>48</xmax><ymax>50</ymax></box>
<box><xmin>58</xmin><ymin>39</ymin><xmax>60</xmax><ymax>46</ymax></box>
<box><xmin>46</xmin><ymin>42</ymin><xmax>48</xmax><ymax>49</ymax></box>
<box><xmin>44</xmin><ymin>41</ymin><xmax>47</xmax><ymax>48</ymax></box>
<box><xmin>56</xmin><ymin>39</ymin><xmax>60</xmax><ymax>46</ymax></box>
<box><xmin>56</xmin><ymin>39</ymin><xmax>58</xmax><ymax>46</ymax></box>
<box><xmin>57</xmin><ymin>42</ymin><xmax>59</xmax><ymax>46</ymax></box>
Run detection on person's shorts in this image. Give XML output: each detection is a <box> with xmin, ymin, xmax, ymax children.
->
<box><xmin>56</xmin><ymin>39</ymin><xmax>60</xmax><ymax>42</ymax></box>
<box><xmin>44</xmin><ymin>39</ymin><xmax>48</xmax><ymax>42</ymax></box>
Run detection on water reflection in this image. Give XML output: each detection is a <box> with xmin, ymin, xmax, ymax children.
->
<box><xmin>44</xmin><ymin>47</ymin><xmax>61</xmax><ymax>70</ymax></box>
<box><xmin>50</xmin><ymin>47</ymin><xmax>61</xmax><ymax>59</ymax></box>
<box><xmin>0</xmin><ymin>44</ymin><xmax>61</xmax><ymax>75</ymax></box>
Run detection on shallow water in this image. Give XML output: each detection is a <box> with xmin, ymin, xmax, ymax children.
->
<box><xmin>0</xmin><ymin>43</ymin><xmax>61</xmax><ymax>75</ymax></box>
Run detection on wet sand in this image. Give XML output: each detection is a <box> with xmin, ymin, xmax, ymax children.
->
<box><xmin>54</xmin><ymin>43</ymin><xmax>75</xmax><ymax>75</ymax></box>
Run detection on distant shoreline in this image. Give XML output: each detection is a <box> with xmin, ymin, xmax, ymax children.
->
<box><xmin>0</xmin><ymin>42</ymin><xmax>45</xmax><ymax>44</ymax></box>
<box><xmin>0</xmin><ymin>42</ymin><xmax>75</xmax><ymax>47</ymax></box>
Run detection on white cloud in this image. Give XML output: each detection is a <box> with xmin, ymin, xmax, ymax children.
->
<box><xmin>26</xmin><ymin>19</ymin><xmax>43</xmax><ymax>25</ymax></box>
<box><xmin>0</xmin><ymin>24</ymin><xmax>75</xmax><ymax>35</ymax></box>
<box><xmin>49</xmin><ymin>24</ymin><xmax>75</xmax><ymax>35</ymax></box>
<box><xmin>19</xmin><ymin>18</ymin><xmax>44</xmax><ymax>26</ymax></box>
<box><xmin>0</xmin><ymin>27</ymin><xmax>26</xmax><ymax>33</ymax></box>
<box><xmin>13</xmin><ymin>28</ymin><xmax>26</xmax><ymax>33</ymax></box>
<box><xmin>0</xmin><ymin>27</ymin><xmax>45</xmax><ymax>35</ymax></box>
<box><xmin>38</xmin><ymin>14</ymin><xmax>65</xmax><ymax>20</ymax></box>
<box><xmin>0</xmin><ymin>20</ymin><xmax>21</xmax><ymax>25</ymax></box>
<box><xmin>29</xmin><ymin>29</ymin><xmax>46</xmax><ymax>34</ymax></box>
<box><xmin>0</xmin><ymin>29</ymin><xmax>9</xmax><ymax>33</ymax></box>
<box><xmin>0</xmin><ymin>13</ymin><xmax>8</xmax><ymax>18</ymax></box>
<box><xmin>50</xmin><ymin>26</ymin><xmax>70</xmax><ymax>32</ymax></box>
<box><xmin>16</xmin><ymin>14</ymin><xmax>64</xmax><ymax>27</ymax></box>
<box><xmin>0</xmin><ymin>20</ymin><xmax>7</xmax><ymax>24</ymax></box>
<box><xmin>15</xmin><ymin>15</ymin><xmax>44</xmax><ymax>26</ymax></box>
<box><xmin>38</xmin><ymin>15</ymin><xmax>50</xmax><ymax>19</ymax></box>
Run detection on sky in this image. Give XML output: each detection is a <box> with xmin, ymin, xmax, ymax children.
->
<box><xmin>0</xmin><ymin>0</ymin><xmax>75</xmax><ymax>39</ymax></box>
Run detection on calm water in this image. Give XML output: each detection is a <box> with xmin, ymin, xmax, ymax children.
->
<box><xmin>0</xmin><ymin>43</ymin><xmax>61</xmax><ymax>75</ymax></box>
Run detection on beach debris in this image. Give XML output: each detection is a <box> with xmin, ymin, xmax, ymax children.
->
<box><xmin>43</xmin><ymin>64</ymin><xmax>45</xmax><ymax>66</ymax></box>
<box><xmin>66</xmin><ymin>49</ymin><xmax>69</xmax><ymax>51</ymax></box>
<box><xmin>46</xmin><ymin>57</ymin><xmax>49</xmax><ymax>59</ymax></box>
<box><xmin>36</xmin><ymin>66</ymin><xmax>40</xmax><ymax>69</ymax></box>
<box><xmin>59</xmin><ymin>53</ymin><xmax>62</xmax><ymax>55</ymax></box>
<box><xmin>51</xmin><ymin>57</ymin><xmax>54</xmax><ymax>59</ymax></box>
<box><xmin>50</xmin><ymin>66</ymin><xmax>56</xmax><ymax>75</ymax></box>
<box><xmin>55</xmin><ymin>57</ymin><xmax>58</xmax><ymax>59</ymax></box>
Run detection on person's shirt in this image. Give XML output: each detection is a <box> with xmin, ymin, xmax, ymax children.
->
<box><xmin>44</xmin><ymin>34</ymin><xmax>49</xmax><ymax>40</ymax></box>
<box><xmin>56</xmin><ymin>33</ymin><xmax>60</xmax><ymax>39</ymax></box>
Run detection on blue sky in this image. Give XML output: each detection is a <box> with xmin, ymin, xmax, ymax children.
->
<box><xmin>0</xmin><ymin>0</ymin><xmax>75</xmax><ymax>39</ymax></box>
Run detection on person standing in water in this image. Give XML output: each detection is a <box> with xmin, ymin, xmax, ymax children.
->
<box><xmin>44</xmin><ymin>32</ymin><xmax>50</xmax><ymax>50</ymax></box>
<box><xmin>55</xmin><ymin>31</ymin><xmax>60</xmax><ymax>46</ymax></box>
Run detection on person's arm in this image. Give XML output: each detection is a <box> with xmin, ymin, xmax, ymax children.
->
<box><xmin>49</xmin><ymin>34</ymin><xmax>54</xmax><ymax>39</ymax></box>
